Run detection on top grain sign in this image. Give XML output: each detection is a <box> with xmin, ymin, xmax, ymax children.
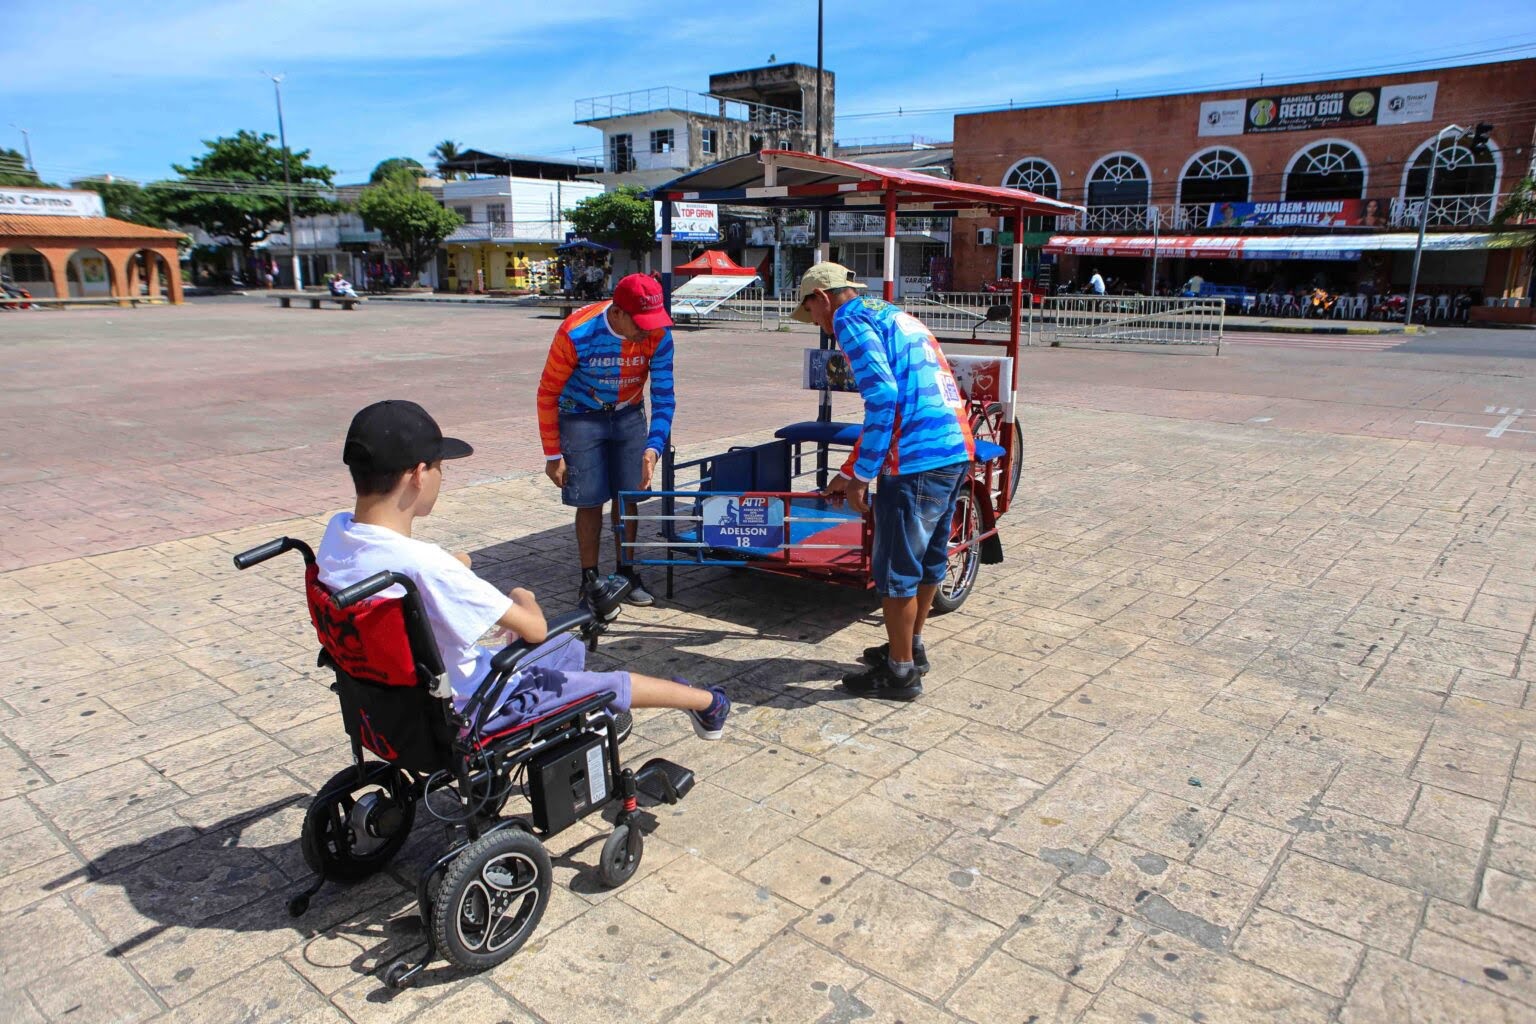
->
<box><xmin>1198</xmin><ymin>81</ymin><xmax>1437</xmax><ymax>136</ymax></box>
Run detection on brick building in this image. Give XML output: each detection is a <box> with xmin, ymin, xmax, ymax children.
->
<box><xmin>950</xmin><ymin>59</ymin><xmax>1536</xmax><ymax>305</ymax></box>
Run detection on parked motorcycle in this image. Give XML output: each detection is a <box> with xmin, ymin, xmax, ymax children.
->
<box><xmin>0</xmin><ymin>278</ymin><xmax>33</xmax><ymax>311</ymax></box>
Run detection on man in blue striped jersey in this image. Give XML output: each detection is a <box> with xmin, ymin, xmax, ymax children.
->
<box><xmin>793</xmin><ymin>262</ymin><xmax>976</xmax><ymax>701</ymax></box>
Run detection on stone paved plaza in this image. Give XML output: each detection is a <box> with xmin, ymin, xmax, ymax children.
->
<box><xmin>2</xmin><ymin>302</ymin><xmax>1535</xmax><ymax>1023</ymax></box>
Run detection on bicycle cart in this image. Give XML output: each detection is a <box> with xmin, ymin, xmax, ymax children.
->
<box><xmin>624</xmin><ymin>150</ymin><xmax>1082</xmax><ymax>610</ymax></box>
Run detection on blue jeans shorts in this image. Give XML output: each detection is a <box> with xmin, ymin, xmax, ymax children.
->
<box><xmin>558</xmin><ymin>405</ymin><xmax>648</xmax><ymax>508</ymax></box>
<box><xmin>871</xmin><ymin>461</ymin><xmax>969</xmax><ymax>598</ymax></box>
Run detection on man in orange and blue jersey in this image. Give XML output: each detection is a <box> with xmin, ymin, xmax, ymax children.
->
<box><xmin>537</xmin><ymin>274</ymin><xmax>676</xmax><ymax>605</ymax></box>
<box><xmin>794</xmin><ymin>262</ymin><xmax>975</xmax><ymax>701</ymax></box>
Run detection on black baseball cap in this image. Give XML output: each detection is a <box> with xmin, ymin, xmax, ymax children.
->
<box><xmin>342</xmin><ymin>400</ymin><xmax>473</xmax><ymax>473</ymax></box>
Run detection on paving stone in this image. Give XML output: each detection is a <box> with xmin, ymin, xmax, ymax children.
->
<box><xmin>1410</xmin><ymin>927</ymin><xmax>1536</xmax><ymax>1009</ymax></box>
<box><xmin>1189</xmin><ymin>814</ymin><xmax>1289</xmax><ymax>888</ymax></box>
<box><xmin>1261</xmin><ymin>853</ymin><xmax>1423</xmax><ymax>953</ymax></box>
<box><xmin>1217</xmin><ymin>743</ymin><xmax>1338</xmax><ymax>832</ymax></box>
<box><xmin>848</xmin><ymin>976</ymin><xmax>960</xmax><ymax>1023</ymax></box>
<box><xmin>620</xmin><ymin>853</ymin><xmax>799</xmax><ymax>964</ymax></box>
<box><xmin>1078</xmin><ymin>984</ymin><xmax>1190</xmax><ymax>1024</ymax></box>
<box><xmin>799</xmin><ymin>791</ymin><xmax>953</xmax><ymax>877</ymax></box>
<box><xmin>1407</xmin><ymin>786</ymin><xmax>1498</xmax><ymax>848</ymax></box>
<box><xmin>1116</xmin><ymin>933</ymin><xmax>1335</xmax><ymax>1024</ymax></box>
<box><xmin>1489</xmin><ymin>819</ymin><xmax>1536</xmax><ymax>881</ymax></box>
<box><xmin>1506</xmin><ymin>778</ymin><xmax>1536</xmax><ymax>828</ymax></box>
<box><xmin>1412</xmin><ymin>725</ymin><xmax>1519</xmax><ymax>802</ymax></box>
<box><xmin>935</xmin><ymin>722</ymin><xmax>1078</xmax><ymax>786</ymax></box>
<box><xmin>932</xmin><ymin>833</ymin><xmax>1060</xmax><ymax>898</ymax></box>
<box><xmin>740</xmin><ymin>837</ymin><xmax>862</xmax><ymax>910</ymax></box>
<box><xmin>1232</xmin><ymin>906</ymin><xmax>1363</xmax><ymax>997</ymax></box>
<box><xmin>1342</xmin><ymin>949</ymin><xmax>1531</xmax><ymax>1023</ymax></box>
<box><xmin>25</xmin><ymin>950</ymin><xmax>161</xmax><ymax>1024</ymax></box>
<box><xmin>1290</xmin><ymin>807</ymin><xmax>1483</xmax><ymax>902</ymax></box>
<box><xmin>992</xmin><ymin>768</ymin><xmax>1145</xmax><ymax>858</ymax></box>
<box><xmin>896</xmin><ymin>853</ymin><xmax>1036</xmax><ymax>929</ymax></box>
<box><xmin>1113</xmin><ymin>792</ymin><xmax>1215</xmax><ymax>862</ymax></box>
<box><xmin>0</xmin><ymin>896</ymin><xmax>108</xmax><ymax>990</ymax></box>
<box><xmin>795</xmin><ymin>872</ymin><xmax>1001</xmax><ymax>1001</ymax></box>
<box><xmin>160</xmin><ymin>959</ymin><xmax>333</xmax><ymax>1024</ymax></box>
<box><xmin>1002</xmin><ymin>888</ymin><xmax>1147</xmax><ymax>992</ymax></box>
<box><xmin>875</xmin><ymin>747</ymin><xmax>1041</xmax><ymax>832</ymax></box>
<box><xmin>947</xmin><ymin>947</ymin><xmax>1094</xmax><ymax>1023</ymax></box>
<box><xmin>505</xmin><ymin>899</ymin><xmax>724</xmax><ymax>1024</ymax></box>
<box><xmin>1322</xmin><ymin>764</ymin><xmax>1420</xmax><ymax>826</ymax></box>
<box><xmin>651</xmin><ymin>780</ymin><xmax>801</xmax><ymax>873</ymax></box>
<box><xmin>763</xmin><ymin>762</ymin><xmax>869</xmax><ymax>825</ymax></box>
<box><xmin>670</xmin><ymin>934</ymin><xmax>867</xmax><ymax>1024</ymax></box>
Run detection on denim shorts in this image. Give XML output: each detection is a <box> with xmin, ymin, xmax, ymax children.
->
<box><xmin>558</xmin><ymin>405</ymin><xmax>648</xmax><ymax>508</ymax></box>
<box><xmin>871</xmin><ymin>461</ymin><xmax>969</xmax><ymax>598</ymax></box>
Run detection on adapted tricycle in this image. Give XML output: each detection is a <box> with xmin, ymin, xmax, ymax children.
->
<box><xmin>233</xmin><ymin>538</ymin><xmax>695</xmax><ymax>988</ymax></box>
<box><xmin>626</xmin><ymin>149</ymin><xmax>1081</xmax><ymax>608</ymax></box>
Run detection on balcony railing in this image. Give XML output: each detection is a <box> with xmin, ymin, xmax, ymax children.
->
<box><xmin>576</xmin><ymin>87</ymin><xmax>803</xmax><ymax>131</ymax></box>
<box><xmin>1053</xmin><ymin>194</ymin><xmax>1514</xmax><ymax>234</ymax></box>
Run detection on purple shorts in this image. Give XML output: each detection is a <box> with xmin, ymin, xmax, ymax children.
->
<box><xmin>478</xmin><ymin>632</ymin><xmax>632</xmax><ymax>735</ymax></box>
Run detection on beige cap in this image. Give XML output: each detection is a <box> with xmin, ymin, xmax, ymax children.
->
<box><xmin>790</xmin><ymin>261</ymin><xmax>868</xmax><ymax>323</ymax></box>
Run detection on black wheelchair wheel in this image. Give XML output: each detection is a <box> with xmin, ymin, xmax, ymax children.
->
<box><xmin>432</xmin><ymin>828</ymin><xmax>551</xmax><ymax>972</ymax></box>
<box><xmin>931</xmin><ymin>491</ymin><xmax>980</xmax><ymax>616</ymax></box>
<box><xmin>597</xmin><ymin>823</ymin><xmax>643</xmax><ymax>888</ymax></box>
<box><xmin>302</xmin><ymin>763</ymin><xmax>416</xmax><ymax>881</ymax></box>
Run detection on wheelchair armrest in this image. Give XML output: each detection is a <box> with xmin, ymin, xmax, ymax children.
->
<box><xmin>334</xmin><ymin>570</ymin><xmax>415</xmax><ymax>609</ymax></box>
<box><xmin>489</xmin><ymin>609</ymin><xmax>595</xmax><ymax>675</ymax></box>
<box><xmin>232</xmin><ymin>536</ymin><xmax>315</xmax><ymax>570</ymax></box>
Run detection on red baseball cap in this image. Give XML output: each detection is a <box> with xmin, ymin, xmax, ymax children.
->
<box><xmin>611</xmin><ymin>274</ymin><xmax>673</xmax><ymax>331</ymax></box>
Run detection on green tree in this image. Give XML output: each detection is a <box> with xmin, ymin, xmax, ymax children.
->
<box><xmin>430</xmin><ymin>140</ymin><xmax>464</xmax><ymax>181</ymax></box>
<box><xmin>1495</xmin><ymin>177</ymin><xmax>1536</xmax><ymax>299</ymax></box>
<box><xmin>71</xmin><ymin>177</ymin><xmax>165</xmax><ymax>227</ymax></box>
<box><xmin>370</xmin><ymin>157</ymin><xmax>425</xmax><ymax>184</ymax></box>
<box><xmin>154</xmin><ymin>130</ymin><xmax>339</xmax><ymax>273</ymax></box>
<box><xmin>356</xmin><ymin>169</ymin><xmax>462</xmax><ymax>280</ymax></box>
<box><xmin>565</xmin><ymin>185</ymin><xmax>654</xmax><ymax>260</ymax></box>
<box><xmin>0</xmin><ymin>148</ymin><xmax>52</xmax><ymax>187</ymax></box>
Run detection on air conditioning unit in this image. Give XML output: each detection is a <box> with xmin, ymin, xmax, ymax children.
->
<box><xmin>977</xmin><ymin>228</ymin><xmax>995</xmax><ymax>246</ymax></box>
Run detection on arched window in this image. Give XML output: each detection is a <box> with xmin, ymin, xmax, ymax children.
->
<box><xmin>1003</xmin><ymin>158</ymin><xmax>1060</xmax><ymax>198</ymax></box>
<box><xmin>1087</xmin><ymin>153</ymin><xmax>1150</xmax><ymax>207</ymax></box>
<box><xmin>1284</xmin><ymin>141</ymin><xmax>1366</xmax><ymax>201</ymax></box>
<box><xmin>1179</xmin><ymin>148</ymin><xmax>1251</xmax><ymax>205</ymax></box>
<box><xmin>1002</xmin><ymin>157</ymin><xmax>1062</xmax><ymax>242</ymax></box>
<box><xmin>1403</xmin><ymin>140</ymin><xmax>1497</xmax><ymax>199</ymax></box>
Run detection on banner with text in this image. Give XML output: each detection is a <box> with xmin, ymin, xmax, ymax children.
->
<box><xmin>1206</xmin><ymin>199</ymin><xmax>1364</xmax><ymax>229</ymax></box>
<box><xmin>654</xmin><ymin>201</ymin><xmax>719</xmax><ymax>242</ymax></box>
<box><xmin>1198</xmin><ymin>81</ymin><xmax>1435</xmax><ymax>136</ymax></box>
<box><xmin>0</xmin><ymin>188</ymin><xmax>106</xmax><ymax>217</ymax></box>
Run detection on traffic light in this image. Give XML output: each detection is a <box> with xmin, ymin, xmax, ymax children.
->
<box><xmin>1467</xmin><ymin>122</ymin><xmax>1495</xmax><ymax>155</ymax></box>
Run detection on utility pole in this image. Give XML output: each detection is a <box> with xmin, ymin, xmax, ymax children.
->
<box><xmin>8</xmin><ymin>125</ymin><xmax>33</xmax><ymax>173</ymax></box>
<box><xmin>1406</xmin><ymin>122</ymin><xmax>1491</xmax><ymax>325</ymax></box>
<box><xmin>264</xmin><ymin>73</ymin><xmax>303</xmax><ymax>290</ymax></box>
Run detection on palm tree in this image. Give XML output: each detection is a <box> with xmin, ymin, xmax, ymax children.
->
<box><xmin>1495</xmin><ymin>177</ymin><xmax>1536</xmax><ymax>301</ymax></box>
<box><xmin>430</xmin><ymin>140</ymin><xmax>464</xmax><ymax>181</ymax></box>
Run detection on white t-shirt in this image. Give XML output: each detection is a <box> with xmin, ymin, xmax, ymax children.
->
<box><xmin>316</xmin><ymin>513</ymin><xmax>512</xmax><ymax>703</ymax></box>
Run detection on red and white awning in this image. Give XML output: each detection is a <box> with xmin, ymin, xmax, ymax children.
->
<box><xmin>1044</xmin><ymin>232</ymin><xmax>1533</xmax><ymax>261</ymax></box>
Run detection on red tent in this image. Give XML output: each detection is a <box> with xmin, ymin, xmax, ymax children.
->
<box><xmin>674</xmin><ymin>250</ymin><xmax>758</xmax><ymax>276</ymax></box>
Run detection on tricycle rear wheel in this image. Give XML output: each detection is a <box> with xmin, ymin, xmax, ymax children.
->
<box><xmin>931</xmin><ymin>490</ymin><xmax>980</xmax><ymax>615</ymax></box>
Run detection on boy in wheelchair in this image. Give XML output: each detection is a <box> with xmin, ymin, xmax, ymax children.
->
<box><xmin>323</xmin><ymin>399</ymin><xmax>731</xmax><ymax>739</ymax></box>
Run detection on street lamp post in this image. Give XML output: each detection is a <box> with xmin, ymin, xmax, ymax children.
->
<box><xmin>1404</xmin><ymin>123</ymin><xmax>1464</xmax><ymax>326</ymax></box>
<box><xmin>264</xmin><ymin>73</ymin><xmax>303</xmax><ymax>291</ymax></box>
<box><xmin>9</xmin><ymin>125</ymin><xmax>33</xmax><ymax>173</ymax></box>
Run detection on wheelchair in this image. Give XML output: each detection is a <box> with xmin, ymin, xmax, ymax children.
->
<box><xmin>233</xmin><ymin>537</ymin><xmax>696</xmax><ymax>988</ymax></box>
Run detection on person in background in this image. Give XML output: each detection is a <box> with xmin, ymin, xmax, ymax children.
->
<box><xmin>1088</xmin><ymin>269</ymin><xmax>1106</xmax><ymax>295</ymax></box>
<box><xmin>329</xmin><ymin>273</ymin><xmax>360</xmax><ymax>299</ymax></box>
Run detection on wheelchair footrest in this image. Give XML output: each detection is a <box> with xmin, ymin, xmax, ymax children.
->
<box><xmin>634</xmin><ymin>758</ymin><xmax>695</xmax><ymax>804</ymax></box>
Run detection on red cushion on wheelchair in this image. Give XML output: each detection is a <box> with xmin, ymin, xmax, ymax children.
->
<box><xmin>304</xmin><ymin>564</ymin><xmax>419</xmax><ymax>688</ymax></box>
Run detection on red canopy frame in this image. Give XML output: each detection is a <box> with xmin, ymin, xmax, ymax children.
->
<box><xmin>651</xmin><ymin>150</ymin><xmax>1084</xmax><ymax>515</ymax></box>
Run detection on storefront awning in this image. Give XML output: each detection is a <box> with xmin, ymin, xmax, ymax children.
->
<box><xmin>1045</xmin><ymin>231</ymin><xmax>1536</xmax><ymax>261</ymax></box>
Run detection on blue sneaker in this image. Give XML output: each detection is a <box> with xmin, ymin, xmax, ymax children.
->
<box><xmin>688</xmin><ymin>684</ymin><xmax>730</xmax><ymax>740</ymax></box>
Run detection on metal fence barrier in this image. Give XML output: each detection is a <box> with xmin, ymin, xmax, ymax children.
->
<box><xmin>1030</xmin><ymin>296</ymin><xmax>1224</xmax><ymax>352</ymax></box>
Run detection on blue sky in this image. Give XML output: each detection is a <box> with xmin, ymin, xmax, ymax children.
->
<box><xmin>3</xmin><ymin>1</ymin><xmax>1533</xmax><ymax>186</ymax></box>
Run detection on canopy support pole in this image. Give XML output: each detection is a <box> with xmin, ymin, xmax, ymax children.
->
<box><xmin>661</xmin><ymin>201</ymin><xmax>674</xmax><ymax>314</ymax></box>
<box><xmin>816</xmin><ymin>201</ymin><xmax>833</xmax><ymax>488</ymax></box>
<box><xmin>1002</xmin><ymin>208</ymin><xmax>1025</xmax><ymax>515</ymax></box>
<box><xmin>883</xmin><ymin>189</ymin><xmax>897</xmax><ymax>301</ymax></box>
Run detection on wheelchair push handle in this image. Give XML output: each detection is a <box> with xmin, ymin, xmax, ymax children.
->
<box><xmin>232</xmin><ymin>536</ymin><xmax>315</xmax><ymax>570</ymax></box>
<box><xmin>333</xmin><ymin>570</ymin><xmax>414</xmax><ymax>609</ymax></box>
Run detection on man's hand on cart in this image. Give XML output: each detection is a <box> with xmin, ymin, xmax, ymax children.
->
<box><xmin>640</xmin><ymin>449</ymin><xmax>659</xmax><ymax>490</ymax></box>
<box><xmin>822</xmin><ymin>474</ymin><xmax>871</xmax><ymax>515</ymax></box>
<box><xmin>545</xmin><ymin>458</ymin><xmax>567</xmax><ymax>488</ymax></box>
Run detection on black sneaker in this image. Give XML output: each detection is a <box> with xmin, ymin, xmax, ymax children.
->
<box><xmin>841</xmin><ymin>660</ymin><xmax>923</xmax><ymax>701</ymax></box>
<box><xmin>611</xmin><ymin>710</ymin><xmax>633</xmax><ymax>744</ymax></box>
<box><xmin>861</xmin><ymin>642</ymin><xmax>930</xmax><ymax>675</ymax></box>
<box><xmin>621</xmin><ymin>570</ymin><xmax>655</xmax><ymax>607</ymax></box>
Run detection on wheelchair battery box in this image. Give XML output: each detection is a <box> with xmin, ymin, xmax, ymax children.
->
<box><xmin>528</xmin><ymin>731</ymin><xmax>612</xmax><ymax>834</ymax></box>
